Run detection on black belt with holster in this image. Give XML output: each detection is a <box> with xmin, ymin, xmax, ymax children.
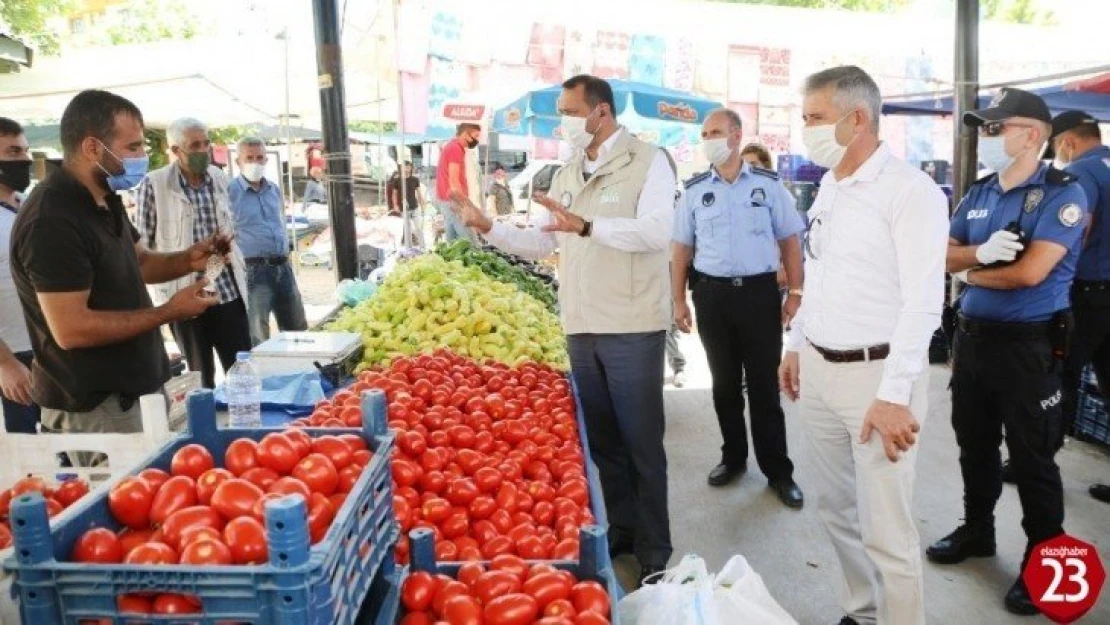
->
<box><xmin>957</xmin><ymin>311</ymin><xmax>1072</xmax><ymax>360</ymax></box>
<box><xmin>1073</xmin><ymin>279</ymin><xmax>1110</xmax><ymax>293</ymax></box>
<box><xmin>245</xmin><ymin>256</ymin><xmax>288</xmax><ymax>267</ymax></box>
<box><xmin>690</xmin><ymin>269</ymin><xmax>776</xmax><ymax>288</ymax></box>
<box><xmin>809</xmin><ymin>341</ymin><xmax>890</xmax><ymax>364</ymax></box>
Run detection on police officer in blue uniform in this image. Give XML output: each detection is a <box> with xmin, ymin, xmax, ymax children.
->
<box><xmin>1045</xmin><ymin>111</ymin><xmax>1110</xmax><ymax>442</ymax></box>
<box><xmin>927</xmin><ymin>88</ymin><xmax>1088</xmax><ymax>616</ymax></box>
<box><xmin>672</xmin><ymin>108</ymin><xmax>805</xmax><ymax>508</ymax></box>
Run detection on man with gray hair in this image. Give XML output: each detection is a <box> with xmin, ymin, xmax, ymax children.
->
<box><xmin>136</xmin><ymin>117</ymin><xmax>251</xmax><ymax>387</ymax></box>
<box><xmin>229</xmin><ymin>136</ymin><xmax>307</xmax><ymax>345</ymax></box>
<box><xmin>777</xmin><ymin>66</ymin><xmax>948</xmax><ymax>625</ymax></box>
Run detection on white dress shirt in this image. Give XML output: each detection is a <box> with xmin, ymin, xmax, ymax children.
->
<box><xmin>484</xmin><ymin>128</ymin><xmax>675</xmax><ymax>258</ymax></box>
<box><xmin>786</xmin><ymin>143</ymin><xmax>949</xmax><ymax>405</ymax></box>
<box><xmin>0</xmin><ymin>205</ymin><xmax>32</xmax><ymax>354</ymax></box>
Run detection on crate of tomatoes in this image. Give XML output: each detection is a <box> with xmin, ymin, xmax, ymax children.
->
<box><xmin>294</xmin><ymin>350</ymin><xmax>609</xmax><ymax>566</ymax></box>
<box><xmin>1</xmin><ymin>388</ymin><xmax>398</xmax><ymax>625</ymax></box>
<box><xmin>369</xmin><ymin>526</ymin><xmax>621</xmax><ymax>624</ymax></box>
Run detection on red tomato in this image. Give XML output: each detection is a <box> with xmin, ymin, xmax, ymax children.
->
<box><xmin>432</xmin><ymin>580</ymin><xmax>470</xmax><ymax>617</ymax></box>
<box><xmin>443</xmin><ymin>594</ymin><xmax>483</xmax><ymax>625</ymax></box>
<box><xmin>337</xmin><ymin>464</ymin><xmax>362</xmax><ymax>494</ymax></box>
<box><xmin>434</xmin><ymin>539</ymin><xmax>459</xmax><ymax>561</ymax></box>
<box><xmin>71</xmin><ymin>528</ymin><xmax>123</xmax><ymax>563</ymax></box>
<box><xmin>282</xmin><ymin>428</ymin><xmax>313</xmax><ymax>460</ymax></box>
<box><xmin>307</xmin><ymin>492</ymin><xmax>335</xmax><ymax>544</ymax></box>
<box><xmin>518</xmin><ymin>535</ymin><xmax>548</xmax><ymax>560</ymax></box>
<box><xmin>117</xmin><ymin>594</ymin><xmax>153</xmax><ymax>615</ymax></box>
<box><xmin>457</xmin><ymin>562</ymin><xmax>485</xmax><ymax>588</ymax></box>
<box><xmin>44</xmin><ymin>497</ymin><xmax>64</xmax><ymax>518</ymax></box>
<box><xmin>490</xmin><ymin>554</ymin><xmax>529</xmax><ymax>580</ymax></box>
<box><xmin>397</xmin><ymin>431</ymin><xmax>427</xmax><ymax>458</ymax></box>
<box><xmin>558</xmin><ymin>480</ymin><xmax>589</xmax><ymax>507</ymax></box>
<box><xmin>483</xmin><ymin>593</ymin><xmax>539</xmax><ymax>625</ymax></box>
<box><xmin>393</xmin><ymin>495</ymin><xmax>414</xmax><ymax>532</ymax></box>
<box><xmin>108</xmin><ymin>476</ymin><xmax>155</xmax><ymax>530</ymax></box>
<box><xmin>392</xmin><ymin>458</ymin><xmax>422</xmax><ymax>489</ymax></box>
<box><xmin>544</xmin><ymin>599</ymin><xmax>576</xmax><ymax>618</ymax></box>
<box><xmin>474</xmin><ymin>570</ymin><xmax>522</xmax><ymax>604</ymax></box>
<box><xmin>551</xmin><ymin>539</ymin><xmax>579</xmax><ymax>561</ymax></box>
<box><xmin>0</xmin><ymin>489</ymin><xmax>11</xmax><ymax>518</ymax></box>
<box><xmin>339</xmin><ymin>433</ymin><xmax>368</xmax><ymax>453</ymax></box>
<box><xmin>251</xmin><ymin>492</ymin><xmax>287</xmax><ymax>523</ymax></box>
<box><xmin>574</xmin><ymin>611</ymin><xmax>609</xmax><ymax>625</ymax></box>
<box><xmin>444</xmin><ymin>478</ymin><xmax>480</xmax><ymax>507</ymax></box>
<box><xmin>352</xmin><ymin>449</ymin><xmax>374</xmax><ymax>468</ymax></box>
<box><xmin>311</xmin><ymin>435</ymin><xmax>355</xmax><ymax>470</ymax></box>
<box><xmin>421</xmin><ymin>497</ymin><xmax>452</xmax><ymax>523</ymax></box>
<box><xmin>524</xmin><ymin>571</ymin><xmax>573</xmax><ymax>608</ymax></box>
<box><xmin>179</xmin><ymin>538</ymin><xmax>233</xmax><ymax>566</ymax></box>
<box><xmin>399</xmin><ymin>613</ymin><xmax>434</xmax><ymax>625</ymax></box>
<box><xmin>170</xmin><ymin>444</ymin><xmax>215</xmax><ymax>480</ymax></box>
<box><xmin>178</xmin><ymin>525</ymin><xmax>223</xmax><ymax>547</ymax></box>
<box><xmin>440</xmin><ymin>510</ymin><xmax>470</xmax><ymax>540</ymax></box>
<box><xmin>224</xmin><ymin>516</ymin><xmax>269</xmax><ymax>564</ymax></box>
<box><xmin>495</xmin><ymin>483</ymin><xmax>519</xmax><ymax>513</ymax></box>
<box><xmin>211</xmin><ymin>478</ymin><xmax>264</xmax><ymax>521</ymax></box>
<box><xmin>473</xmin><ymin>467</ymin><xmax>502</xmax><ymax>494</ymax></box>
<box><xmin>117</xmin><ymin>528</ymin><xmax>154</xmax><ymax>557</ymax></box>
<box><xmin>293</xmin><ymin>453</ymin><xmax>340</xmax><ymax>496</ymax></box>
<box><xmin>196</xmin><ymin>468</ymin><xmax>234</xmax><ymax>506</ymax></box>
<box><xmin>224</xmin><ymin>438</ymin><xmax>260</xmax><ymax>476</ymax></box>
<box><xmin>419</xmin><ymin>470</ymin><xmax>447</xmax><ymax>494</ymax></box>
<box><xmin>161</xmin><ymin>506</ymin><xmax>224</xmax><ymax>552</ymax></box>
<box><xmin>533</xmin><ymin>501</ymin><xmax>555</xmax><ymax>527</ymax></box>
<box><xmin>149</xmin><ymin>475</ymin><xmax>198</xmax><ymax>526</ymax></box>
<box><xmin>53</xmin><ymin>478</ymin><xmax>90</xmax><ymax>507</ymax></box>
<box><xmin>11</xmin><ymin>476</ymin><xmax>47</xmax><ymax>497</ymax></box>
<box><xmin>241</xmin><ymin>467</ymin><xmax>281</xmax><ymax>491</ymax></box>
<box><xmin>124</xmin><ymin>542</ymin><xmax>178</xmax><ymax>565</ymax></box>
<box><xmin>257</xmin><ymin>432</ymin><xmax>300</xmax><ymax>475</ymax></box>
<box><xmin>267</xmin><ymin>477</ymin><xmax>312</xmax><ymax>500</ymax></box>
<box><xmin>401</xmin><ymin>571</ymin><xmax>440</xmax><ymax>612</ymax></box>
<box><xmin>151</xmin><ymin>594</ymin><xmax>201</xmax><ymax>614</ymax></box>
<box><xmin>468</xmin><ymin>495</ymin><xmax>496</xmax><ymax>520</ymax></box>
<box><xmin>570</xmin><ymin>581</ymin><xmax>609</xmax><ymax>617</ymax></box>
<box><xmin>329</xmin><ymin>492</ymin><xmax>348</xmax><ymax>511</ymax></box>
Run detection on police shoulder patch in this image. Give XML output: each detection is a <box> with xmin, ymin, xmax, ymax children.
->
<box><xmin>750</xmin><ymin>166</ymin><xmax>780</xmax><ymax>180</ymax></box>
<box><xmin>1059</xmin><ymin>203</ymin><xmax>1082</xmax><ymax>228</ymax></box>
<box><xmin>684</xmin><ymin>171</ymin><xmax>711</xmax><ymax>189</ymax></box>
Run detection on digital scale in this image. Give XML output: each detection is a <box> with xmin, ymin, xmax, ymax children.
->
<box><xmin>250</xmin><ymin>332</ymin><xmax>363</xmax><ymax>383</ymax></box>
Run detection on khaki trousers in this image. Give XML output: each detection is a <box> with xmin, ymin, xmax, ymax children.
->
<box><xmin>40</xmin><ymin>394</ymin><xmax>145</xmax><ymax>467</ymax></box>
<box><xmin>798</xmin><ymin>343</ymin><xmax>928</xmax><ymax>625</ymax></box>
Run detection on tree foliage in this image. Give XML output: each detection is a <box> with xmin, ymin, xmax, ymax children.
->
<box><xmin>710</xmin><ymin>0</ymin><xmax>1054</xmax><ymax>23</ymax></box>
<box><xmin>0</xmin><ymin>0</ymin><xmax>70</xmax><ymax>55</ymax></box>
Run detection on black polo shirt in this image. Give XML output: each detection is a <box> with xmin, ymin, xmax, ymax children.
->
<box><xmin>9</xmin><ymin>167</ymin><xmax>169</xmax><ymax>412</ymax></box>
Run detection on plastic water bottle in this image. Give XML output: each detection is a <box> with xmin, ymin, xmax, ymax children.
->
<box><xmin>227</xmin><ymin>352</ymin><xmax>262</xmax><ymax>428</ymax></box>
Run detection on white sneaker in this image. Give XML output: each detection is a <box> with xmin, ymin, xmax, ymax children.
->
<box><xmin>673</xmin><ymin>371</ymin><xmax>687</xmax><ymax>388</ymax></box>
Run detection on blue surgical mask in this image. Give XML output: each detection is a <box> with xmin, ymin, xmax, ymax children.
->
<box><xmin>978</xmin><ymin>136</ymin><xmax>1015</xmax><ymax>174</ymax></box>
<box><xmin>97</xmin><ymin>141</ymin><xmax>150</xmax><ymax>191</ymax></box>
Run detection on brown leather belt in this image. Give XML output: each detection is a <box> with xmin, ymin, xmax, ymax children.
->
<box><xmin>809</xmin><ymin>341</ymin><xmax>890</xmax><ymax>363</ymax></box>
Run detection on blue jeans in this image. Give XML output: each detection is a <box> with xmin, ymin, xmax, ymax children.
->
<box><xmin>246</xmin><ymin>261</ymin><xmax>308</xmax><ymax>345</ymax></box>
<box><xmin>436</xmin><ymin>200</ymin><xmax>477</xmax><ymax>244</ymax></box>
<box><xmin>1</xmin><ymin>351</ymin><xmax>40</xmax><ymax>433</ymax></box>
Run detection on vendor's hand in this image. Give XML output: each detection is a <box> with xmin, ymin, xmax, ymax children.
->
<box><xmin>164</xmin><ymin>279</ymin><xmax>219</xmax><ymax>321</ymax></box>
<box><xmin>534</xmin><ymin>194</ymin><xmax>586</xmax><ymax>235</ymax></box>
<box><xmin>674</xmin><ymin>299</ymin><xmax>693</xmax><ymax>333</ymax></box>
<box><xmin>778</xmin><ymin>351</ymin><xmax>800</xmax><ymax>402</ymax></box>
<box><xmin>0</xmin><ymin>357</ymin><xmax>33</xmax><ymax>406</ymax></box>
<box><xmin>186</xmin><ymin>233</ymin><xmax>234</xmax><ymax>272</ymax></box>
<box><xmin>782</xmin><ymin>294</ymin><xmax>801</xmax><ymax>328</ymax></box>
<box><xmin>450</xmin><ymin>191</ymin><xmax>493</xmax><ymax>234</ymax></box>
<box><xmin>860</xmin><ymin>400</ymin><xmax>921</xmax><ymax>462</ymax></box>
<box><xmin>975</xmin><ymin>229</ymin><xmax>1023</xmax><ymax>264</ymax></box>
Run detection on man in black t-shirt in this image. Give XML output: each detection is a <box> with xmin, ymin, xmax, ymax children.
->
<box><xmin>387</xmin><ymin>162</ymin><xmax>425</xmax><ymax>246</ymax></box>
<box><xmin>9</xmin><ymin>90</ymin><xmax>226</xmax><ymax>456</ymax></box>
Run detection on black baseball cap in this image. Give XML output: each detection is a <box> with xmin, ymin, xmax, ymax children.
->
<box><xmin>963</xmin><ymin>87</ymin><xmax>1052</xmax><ymax>127</ymax></box>
<box><xmin>1043</xmin><ymin>110</ymin><xmax>1100</xmax><ymax>159</ymax></box>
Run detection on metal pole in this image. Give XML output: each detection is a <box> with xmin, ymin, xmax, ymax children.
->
<box><xmin>951</xmin><ymin>0</ymin><xmax>979</xmax><ymax>304</ymax></box>
<box><xmin>393</xmin><ymin>0</ymin><xmax>410</xmax><ymax>248</ymax></box>
<box><xmin>282</xmin><ymin>29</ymin><xmax>298</xmax><ymax>276</ymax></box>
<box><xmin>311</xmin><ymin>0</ymin><xmax>358</xmax><ymax>281</ymax></box>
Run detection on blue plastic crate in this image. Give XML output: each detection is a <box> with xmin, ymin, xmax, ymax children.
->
<box><xmin>1074</xmin><ymin>366</ymin><xmax>1110</xmax><ymax>445</ymax></box>
<box><xmin>3</xmin><ymin>389</ymin><xmax>399</xmax><ymax>625</ymax></box>
<box><xmin>568</xmin><ymin>376</ymin><xmax>609</xmax><ymax>532</ymax></box>
<box><xmin>370</xmin><ymin>526</ymin><xmax>623</xmax><ymax>624</ymax></box>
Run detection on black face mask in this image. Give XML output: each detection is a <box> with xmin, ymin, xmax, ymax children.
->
<box><xmin>465</xmin><ymin>137</ymin><xmax>479</xmax><ymax>150</ymax></box>
<box><xmin>0</xmin><ymin>160</ymin><xmax>32</xmax><ymax>193</ymax></box>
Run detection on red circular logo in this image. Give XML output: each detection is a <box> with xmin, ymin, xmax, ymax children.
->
<box><xmin>1023</xmin><ymin>534</ymin><xmax>1106</xmax><ymax>623</ymax></box>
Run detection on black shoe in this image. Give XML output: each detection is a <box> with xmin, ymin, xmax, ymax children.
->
<box><xmin>1001</xmin><ymin>459</ymin><xmax>1015</xmax><ymax>484</ymax></box>
<box><xmin>608</xmin><ymin>533</ymin><xmax>635</xmax><ymax>559</ymax></box>
<box><xmin>837</xmin><ymin>617</ymin><xmax>860</xmax><ymax>625</ymax></box>
<box><xmin>707</xmin><ymin>462</ymin><xmax>745</xmax><ymax>486</ymax></box>
<box><xmin>1004</xmin><ymin>577</ymin><xmax>1039</xmax><ymax>616</ymax></box>
<box><xmin>1091</xmin><ymin>483</ymin><xmax>1110</xmax><ymax>503</ymax></box>
<box><xmin>770</xmin><ymin>479</ymin><xmax>804</xmax><ymax>509</ymax></box>
<box><xmin>638</xmin><ymin>564</ymin><xmax>666</xmax><ymax>587</ymax></box>
<box><xmin>926</xmin><ymin>524</ymin><xmax>996</xmax><ymax>564</ymax></box>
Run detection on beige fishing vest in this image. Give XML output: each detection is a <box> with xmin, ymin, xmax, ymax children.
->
<box><xmin>548</xmin><ymin>131</ymin><xmax>669</xmax><ymax>335</ymax></box>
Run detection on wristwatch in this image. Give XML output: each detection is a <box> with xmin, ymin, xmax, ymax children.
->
<box><xmin>788</xmin><ymin>288</ymin><xmax>803</xmax><ymax>298</ymax></box>
<box><xmin>579</xmin><ymin>220</ymin><xmax>593</xmax><ymax>237</ymax></box>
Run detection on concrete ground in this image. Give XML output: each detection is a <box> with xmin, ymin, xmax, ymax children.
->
<box><xmin>290</xmin><ymin>265</ymin><xmax>1109</xmax><ymax>624</ymax></box>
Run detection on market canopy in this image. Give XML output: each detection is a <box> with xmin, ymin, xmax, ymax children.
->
<box><xmin>882</xmin><ymin>71</ymin><xmax>1110</xmax><ymax>121</ymax></box>
<box><xmin>492</xmin><ymin>79</ymin><xmax>722</xmax><ymax>147</ymax></box>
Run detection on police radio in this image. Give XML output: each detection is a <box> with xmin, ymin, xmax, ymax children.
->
<box><xmin>998</xmin><ymin>220</ymin><xmax>1030</xmax><ymax>265</ymax></box>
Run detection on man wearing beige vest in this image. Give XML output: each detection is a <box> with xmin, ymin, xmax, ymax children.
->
<box><xmin>452</xmin><ymin>74</ymin><xmax>674</xmax><ymax>586</ymax></box>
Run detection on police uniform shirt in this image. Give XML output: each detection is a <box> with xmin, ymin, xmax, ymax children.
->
<box><xmin>950</xmin><ymin>164</ymin><xmax>1088</xmax><ymax>322</ymax></box>
<box><xmin>1067</xmin><ymin>145</ymin><xmax>1110</xmax><ymax>281</ymax></box>
<box><xmin>673</xmin><ymin>162</ymin><xmax>804</xmax><ymax>278</ymax></box>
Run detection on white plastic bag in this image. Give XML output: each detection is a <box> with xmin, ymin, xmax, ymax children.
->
<box><xmin>618</xmin><ymin>555</ymin><xmax>720</xmax><ymax>625</ymax></box>
<box><xmin>713</xmin><ymin>555</ymin><xmax>797</xmax><ymax>625</ymax></box>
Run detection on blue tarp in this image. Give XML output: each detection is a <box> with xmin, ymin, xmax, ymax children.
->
<box><xmin>883</xmin><ymin>79</ymin><xmax>1110</xmax><ymax>121</ymax></box>
<box><xmin>214</xmin><ymin>371</ymin><xmax>332</xmax><ymax>420</ymax></box>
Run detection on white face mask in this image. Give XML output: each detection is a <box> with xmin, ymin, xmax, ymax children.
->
<box><xmin>702</xmin><ymin>138</ymin><xmax>733</xmax><ymax>167</ymax></box>
<box><xmin>241</xmin><ymin>162</ymin><xmax>265</xmax><ymax>183</ymax></box>
<box><xmin>560</xmin><ymin>108</ymin><xmax>598</xmax><ymax>151</ymax></box>
<box><xmin>802</xmin><ymin>113</ymin><xmax>853</xmax><ymax>169</ymax></box>
<box><xmin>978</xmin><ymin>130</ymin><xmax>1027</xmax><ymax>174</ymax></box>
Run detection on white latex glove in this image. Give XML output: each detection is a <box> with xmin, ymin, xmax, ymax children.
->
<box><xmin>975</xmin><ymin>229</ymin><xmax>1024</xmax><ymax>264</ymax></box>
